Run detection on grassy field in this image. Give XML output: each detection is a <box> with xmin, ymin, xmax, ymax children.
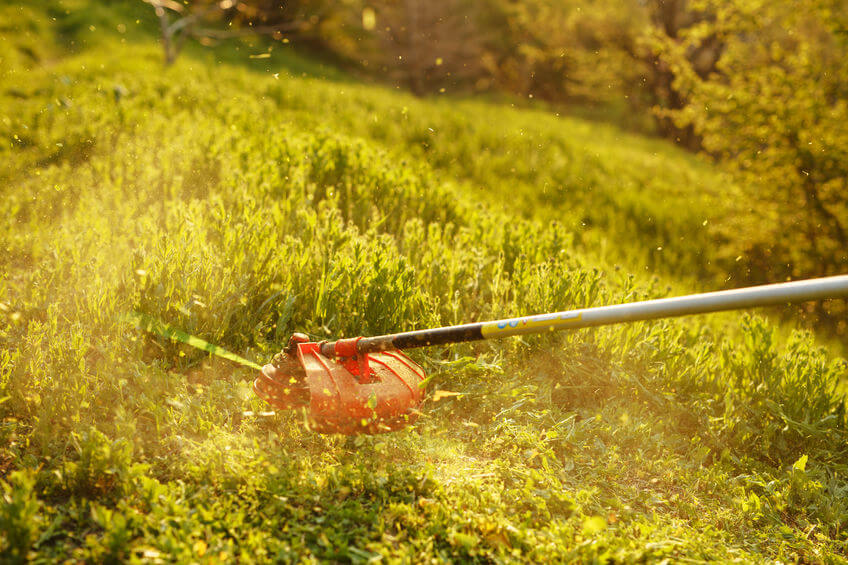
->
<box><xmin>2</xmin><ymin>1</ymin><xmax>848</xmax><ymax>562</ymax></box>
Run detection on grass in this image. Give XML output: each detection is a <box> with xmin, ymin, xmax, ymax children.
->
<box><xmin>2</xmin><ymin>1</ymin><xmax>848</xmax><ymax>562</ymax></box>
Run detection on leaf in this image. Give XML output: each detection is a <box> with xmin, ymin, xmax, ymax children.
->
<box><xmin>347</xmin><ymin>546</ymin><xmax>381</xmax><ymax>563</ymax></box>
<box><xmin>792</xmin><ymin>454</ymin><xmax>808</xmax><ymax>472</ymax></box>
<box><xmin>581</xmin><ymin>516</ymin><xmax>607</xmax><ymax>536</ymax></box>
<box><xmin>449</xmin><ymin>532</ymin><xmax>479</xmax><ymax>549</ymax></box>
<box><xmin>193</xmin><ymin>540</ymin><xmax>207</xmax><ymax>557</ymax></box>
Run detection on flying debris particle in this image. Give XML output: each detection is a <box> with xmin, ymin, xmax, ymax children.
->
<box><xmin>166</xmin><ymin>398</ymin><xmax>184</xmax><ymax>409</ymax></box>
<box><xmin>362</xmin><ymin>7</ymin><xmax>376</xmax><ymax>30</ymax></box>
<box><xmin>432</xmin><ymin>390</ymin><xmax>462</xmax><ymax>402</ymax></box>
<box><xmin>250</xmin><ymin>53</ymin><xmax>271</xmax><ymax>59</ymax></box>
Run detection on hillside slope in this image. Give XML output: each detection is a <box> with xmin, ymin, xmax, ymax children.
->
<box><xmin>2</xmin><ymin>1</ymin><xmax>847</xmax><ymax>562</ymax></box>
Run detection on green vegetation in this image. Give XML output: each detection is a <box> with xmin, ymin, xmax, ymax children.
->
<box><xmin>193</xmin><ymin>0</ymin><xmax>848</xmax><ymax>320</ymax></box>
<box><xmin>129</xmin><ymin>0</ymin><xmax>848</xmax><ymax>307</ymax></box>
<box><xmin>2</xmin><ymin>1</ymin><xmax>847</xmax><ymax>561</ymax></box>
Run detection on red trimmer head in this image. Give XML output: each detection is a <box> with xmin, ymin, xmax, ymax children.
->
<box><xmin>253</xmin><ymin>334</ymin><xmax>425</xmax><ymax>434</ymax></box>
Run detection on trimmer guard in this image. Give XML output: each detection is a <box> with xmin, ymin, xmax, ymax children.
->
<box><xmin>254</xmin><ymin>340</ymin><xmax>425</xmax><ymax>434</ymax></box>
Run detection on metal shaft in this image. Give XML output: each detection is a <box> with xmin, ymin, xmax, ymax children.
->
<box><xmin>320</xmin><ymin>275</ymin><xmax>848</xmax><ymax>357</ymax></box>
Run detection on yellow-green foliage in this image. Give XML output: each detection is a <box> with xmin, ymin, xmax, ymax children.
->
<box><xmin>1</xmin><ymin>1</ymin><xmax>847</xmax><ymax>561</ymax></box>
<box><xmin>656</xmin><ymin>0</ymin><xmax>848</xmax><ymax>292</ymax></box>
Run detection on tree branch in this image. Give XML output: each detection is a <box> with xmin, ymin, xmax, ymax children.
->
<box><xmin>189</xmin><ymin>22</ymin><xmax>309</xmax><ymax>40</ymax></box>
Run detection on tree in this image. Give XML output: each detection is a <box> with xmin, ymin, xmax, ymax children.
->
<box><xmin>474</xmin><ymin>0</ymin><xmax>720</xmax><ymax>141</ymax></box>
<box><xmin>140</xmin><ymin>0</ymin><xmax>321</xmax><ymax>66</ymax></box>
<box><xmin>655</xmin><ymin>0</ymin><xmax>848</xmax><ymax>328</ymax></box>
<box><xmin>477</xmin><ymin>0</ymin><xmax>645</xmax><ymax>105</ymax></box>
<box><xmin>638</xmin><ymin>0</ymin><xmax>723</xmax><ymax>148</ymax></box>
<box><xmin>371</xmin><ymin>0</ymin><xmax>486</xmax><ymax>95</ymax></box>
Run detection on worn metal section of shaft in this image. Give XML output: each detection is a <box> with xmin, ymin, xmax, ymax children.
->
<box><xmin>324</xmin><ymin>275</ymin><xmax>848</xmax><ymax>357</ymax></box>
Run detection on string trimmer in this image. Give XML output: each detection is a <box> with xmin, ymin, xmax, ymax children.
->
<box><xmin>253</xmin><ymin>275</ymin><xmax>848</xmax><ymax>434</ymax></box>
